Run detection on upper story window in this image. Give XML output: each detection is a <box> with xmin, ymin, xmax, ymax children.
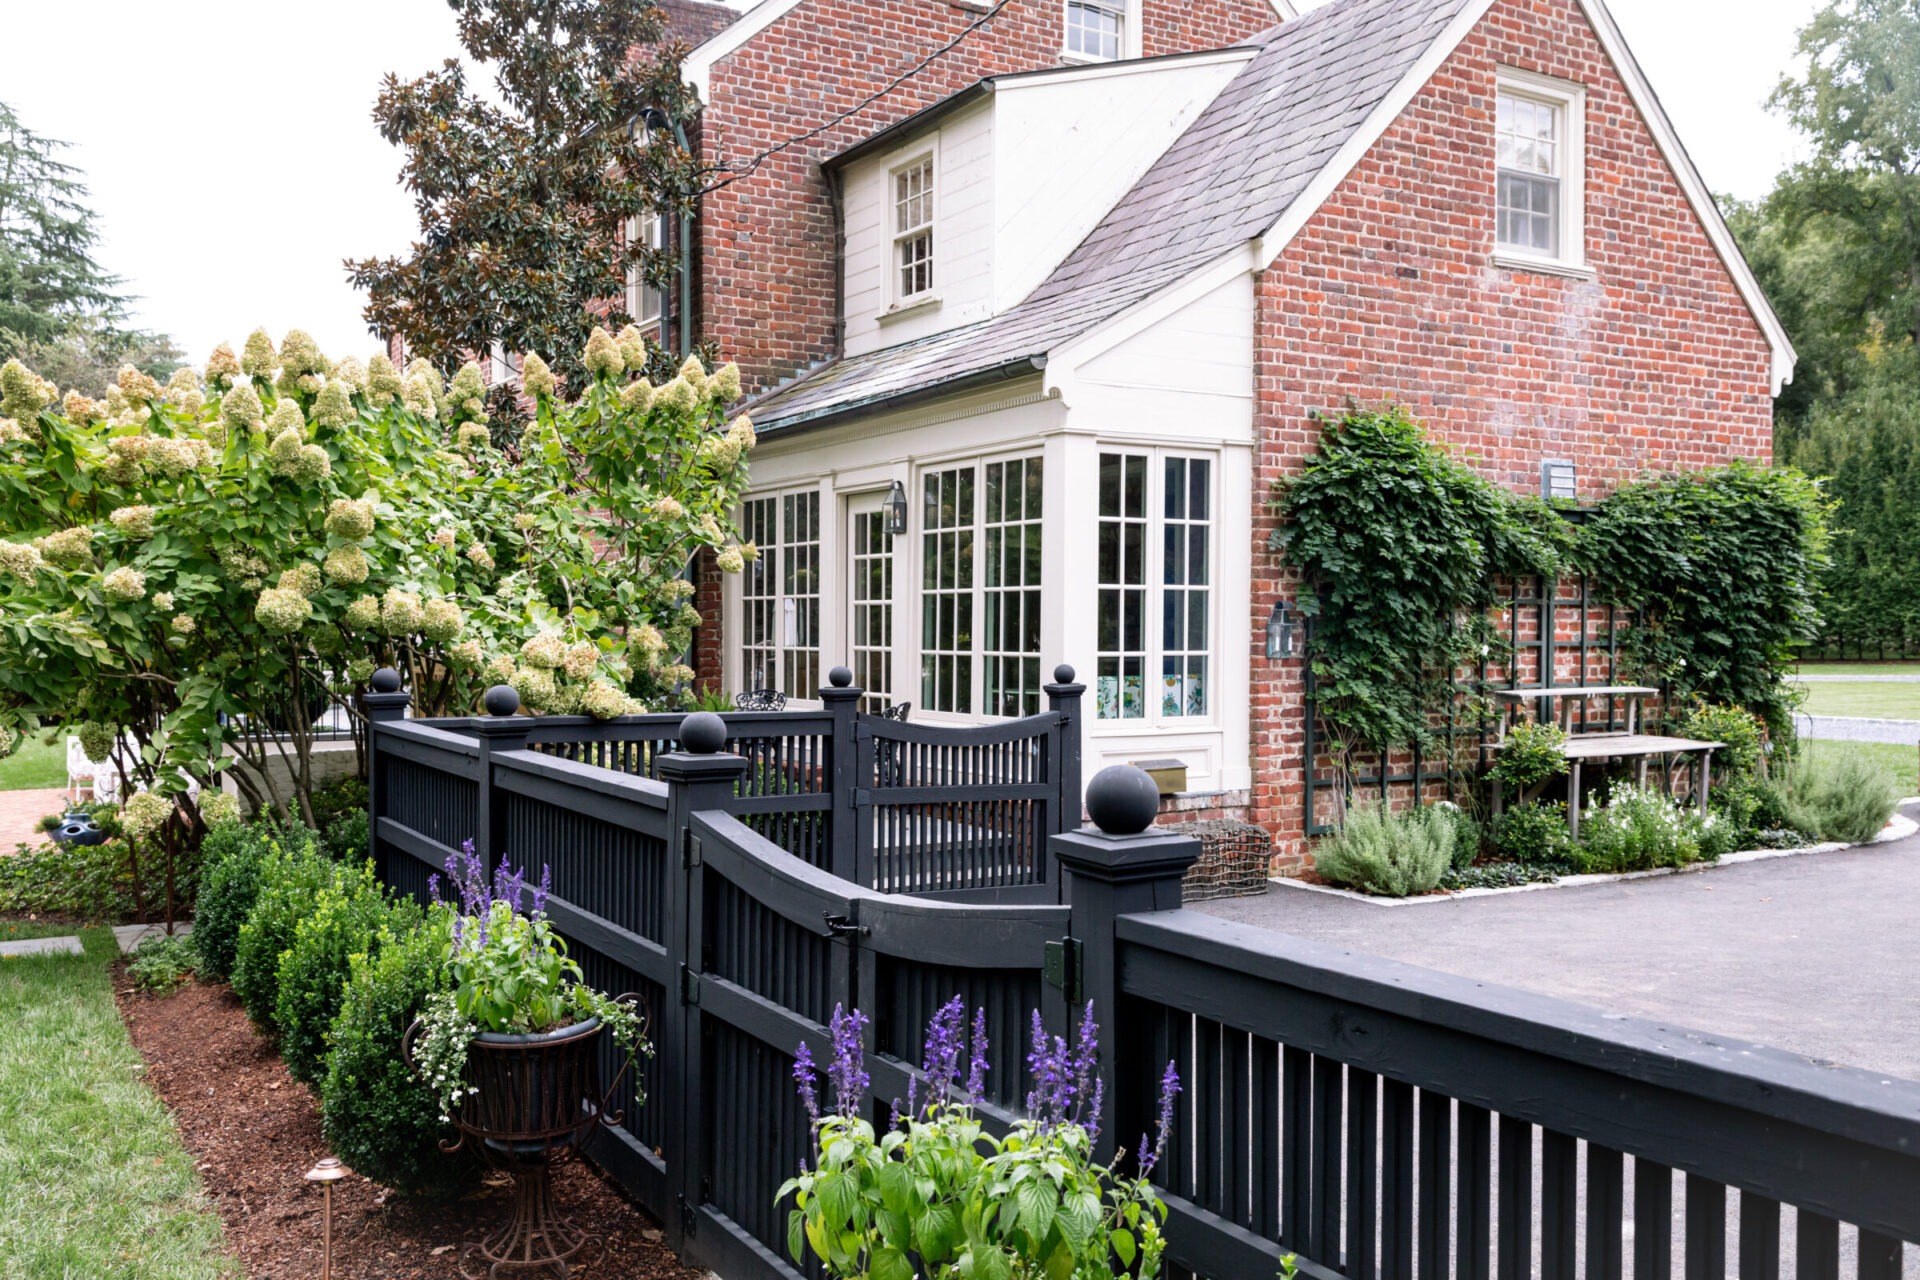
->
<box><xmin>627</xmin><ymin>212</ymin><xmax>666</xmax><ymax>331</ymax></box>
<box><xmin>892</xmin><ymin>155</ymin><xmax>935</xmax><ymax>303</ymax></box>
<box><xmin>1064</xmin><ymin>0</ymin><xmax>1126</xmax><ymax>61</ymax></box>
<box><xmin>1493</xmin><ymin>71</ymin><xmax>1586</xmax><ymax>272</ymax></box>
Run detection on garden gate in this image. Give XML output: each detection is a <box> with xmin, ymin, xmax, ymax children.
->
<box><xmin>365</xmin><ymin>669</ymin><xmax>1920</xmax><ymax>1280</ymax></box>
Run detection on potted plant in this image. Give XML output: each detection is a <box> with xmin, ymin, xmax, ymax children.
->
<box><xmin>409</xmin><ymin>841</ymin><xmax>648</xmax><ymax>1275</ymax></box>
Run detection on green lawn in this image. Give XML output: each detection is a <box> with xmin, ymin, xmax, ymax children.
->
<box><xmin>0</xmin><ymin>925</ymin><xmax>236</xmax><ymax>1278</ymax></box>
<box><xmin>1795</xmin><ymin>662</ymin><xmax>1920</xmax><ymax>677</ymax></box>
<box><xmin>0</xmin><ymin>736</ymin><xmax>68</xmax><ymax>792</ymax></box>
<box><xmin>1797</xmin><ymin>739</ymin><xmax>1920</xmax><ymax>799</ymax></box>
<box><xmin>1795</xmin><ymin>682</ymin><xmax>1920</xmax><ymax>720</ymax></box>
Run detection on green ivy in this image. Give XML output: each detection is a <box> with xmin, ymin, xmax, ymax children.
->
<box><xmin>1270</xmin><ymin>406</ymin><xmax>1567</xmax><ymax>762</ymax></box>
<box><xmin>1577</xmin><ymin>464</ymin><xmax>1831</xmax><ymax>744</ymax></box>
<box><xmin>1273</xmin><ymin>407</ymin><xmax>1832</xmax><ymax>781</ymax></box>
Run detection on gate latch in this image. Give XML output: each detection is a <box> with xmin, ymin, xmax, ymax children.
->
<box><xmin>822</xmin><ymin>913</ymin><xmax>870</xmax><ymax>939</ymax></box>
<box><xmin>1044</xmin><ymin>937</ymin><xmax>1083</xmax><ymax>1003</ymax></box>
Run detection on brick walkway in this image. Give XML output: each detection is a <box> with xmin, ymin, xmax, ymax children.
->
<box><xmin>0</xmin><ymin>789</ymin><xmax>72</xmax><ymax>852</ymax></box>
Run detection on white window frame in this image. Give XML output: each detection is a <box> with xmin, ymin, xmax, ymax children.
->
<box><xmin>626</xmin><ymin>211</ymin><xmax>667</xmax><ymax>334</ymax></box>
<box><xmin>1061</xmin><ymin>0</ymin><xmax>1138</xmax><ymax>63</ymax></box>
<box><xmin>889</xmin><ymin>152</ymin><xmax>937</xmax><ymax>309</ymax></box>
<box><xmin>737</xmin><ymin>490</ymin><xmax>821</xmax><ymax>699</ymax></box>
<box><xmin>913</xmin><ymin>451</ymin><xmax>1046</xmax><ymax>721</ymax></box>
<box><xmin>1492</xmin><ymin>69</ymin><xmax>1587</xmax><ymax>275</ymax></box>
<box><xmin>1091</xmin><ymin>447</ymin><xmax>1218</xmax><ymax>731</ymax></box>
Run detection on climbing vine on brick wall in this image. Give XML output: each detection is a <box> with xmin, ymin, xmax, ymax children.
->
<box><xmin>1272</xmin><ymin>405</ymin><xmax>1831</xmax><ymax>770</ymax></box>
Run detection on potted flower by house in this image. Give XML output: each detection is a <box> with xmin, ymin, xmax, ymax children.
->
<box><xmin>409</xmin><ymin>842</ymin><xmax>648</xmax><ymax>1275</ymax></box>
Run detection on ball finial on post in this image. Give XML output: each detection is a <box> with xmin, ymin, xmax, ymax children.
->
<box><xmin>828</xmin><ymin>666</ymin><xmax>854</xmax><ymax>689</ymax></box>
<box><xmin>679</xmin><ymin>711</ymin><xmax>727</xmax><ymax>755</ymax></box>
<box><xmin>1085</xmin><ymin>765</ymin><xmax>1161</xmax><ymax>836</ymax></box>
<box><xmin>370</xmin><ymin>667</ymin><xmax>402</xmax><ymax>694</ymax></box>
<box><xmin>483</xmin><ymin>684</ymin><xmax>521</xmax><ymax>718</ymax></box>
<box><xmin>1053</xmin><ymin>663</ymin><xmax>1076</xmax><ymax>685</ymax></box>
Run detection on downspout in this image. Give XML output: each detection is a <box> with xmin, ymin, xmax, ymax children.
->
<box><xmin>826</xmin><ymin>164</ymin><xmax>847</xmax><ymax>356</ymax></box>
<box><xmin>672</xmin><ymin>119</ymin><xmax>695</xmax><ymax>357</ymax></box>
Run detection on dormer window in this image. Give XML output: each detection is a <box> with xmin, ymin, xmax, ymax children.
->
<box><xmin>1065</xmin><ymin>0</ymin><xmax>1125</xmax><ymax>61</ymax></box>
<box><xmin>892</xmin><ymin>155</ymin><xmax>935</xmax><ymax>303</ymax></box>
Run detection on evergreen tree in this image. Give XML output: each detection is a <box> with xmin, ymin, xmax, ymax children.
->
<box><xmin>0</xmin><ymin>101</ymin><xmax>180</xmax><ymax>393</ymax></box>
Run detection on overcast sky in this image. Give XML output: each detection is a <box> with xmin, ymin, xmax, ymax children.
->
<box><xmin>5</xmin><ymin>0</ymin><xmax>1817</xmax><ymax>368</ymax></box>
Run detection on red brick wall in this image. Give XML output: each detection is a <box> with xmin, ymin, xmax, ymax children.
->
<box><xmin>1243</xmin><ymin>0</ymin><xmax>1778</xmax><ymax>869</ymax></box>
<box><xmin>697</xmin><ymin>0</ymin><xmax>1279</xmax><ymax>395</ymax></box>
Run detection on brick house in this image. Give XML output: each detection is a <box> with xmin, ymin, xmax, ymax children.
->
<box><xmin>657</xmin><ymin>0</ymin><xmax>1795</xmax><ymax>868</ymax></box>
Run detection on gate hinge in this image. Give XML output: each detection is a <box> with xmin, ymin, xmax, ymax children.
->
<box><xmin>822</xmin><ymin>913</ymin><xmax>870</xmax><ymax>940</ymax></box>
<box><xmin>679</xmin><ymin>1193</ymin><xmax>698</xmax><ymax>1237</ymax></box>
<box><xmin>680</xmin><ymin>964</ymin><xmax>701</xmax><ymax>1006</ymax></box>
<box><xmin>683</xmin><ymin>832</ymin><xmax>702</xmax><ymax>870</ymax></box>
<box><xmin>1044</xmin><ymin>937</ymin><xmax>1083</xmax><ymax>1003</ymax></box>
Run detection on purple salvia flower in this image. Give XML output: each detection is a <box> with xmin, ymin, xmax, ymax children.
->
<box><xmin>530</xmin><ymin>865</ymin><xmax>551</xmax><ymax>918</ymax></box>
<box><xmin>792</xmin><ymin>1041</ymin><xmax>820</xmax><ymax>1124</ymax></box>
<box><xmin>426</xmin><ymin>871</ymin><xmax>442</xmax><ymax>904</ymax></box>
<box><xmin>826</xmin><ymin>1005</ymin><xmax>869</xmax><ymax>1118</ymax></box>
<box><xmin>1088</xmin><ymin>1076</ymin><xmax>1105</xmax><ymax>1146</ymax></box>
<box><xmin>921</xmin><ymin>996</ymin><xmax>966</xmax><ymax>1095</ymax></box>
<box><xmin>1069</xmin><ymin>1002</ymin><xmax>1100</xmax><ymax>1126</ymax></box>
<box><xmin>965</xmin><ymin>1007</ymin><xmax>990</xmax><ymax>1106</ymax></box>
<box><xmin>906</xmin><ymin>1071</ymin><xmax>921</xmax><ymax>1124</ymax></box>
<box><xmin>1139</xmin><ymin>1059</ymin><xmax>1182</xmax><ymax>1177</ymax></box>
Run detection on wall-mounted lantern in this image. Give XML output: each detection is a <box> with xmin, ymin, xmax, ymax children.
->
<box><xmin>1266</xmin><ymin>601</ymin><xmax>1299</xmax><ymax>661</ymax></box>
<box><xmin>886</xmin><ymin>480</ymin><xmax>909</xmax><ymax>536</ymax></box>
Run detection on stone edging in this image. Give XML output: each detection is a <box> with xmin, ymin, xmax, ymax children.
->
<box><xmin>1268</xmin><ymin>803</ymin><xmax>1920</xmax><ymax>908</ymax></box>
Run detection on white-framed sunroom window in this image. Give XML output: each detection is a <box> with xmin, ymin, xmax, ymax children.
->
<box><xmin>739</xmin><ymin>491</ymin><xmax>820</xmax><ymax>697</ymax></box>
<box><xmin>1063</xmin><ymin>0</ymin><xmax>1128</xmax><ymax>61</ymax></box>
<box><xmin>891</xmin><ymin>154</ymin><xmax>935</xmax><ymax>305</ymax></box>
<box><xmin>1095</xmin><ymin>450</ymin><xmax>1213</xmax><ymax>724</ymax></box>
<box><xmin>1494</xmin><ymin>70</ymin><xmax>1586</xmax><ymax>271</ymax></box>
<box><xmin>919</xmin><ymin>456</ymin><xmax>1045</xmax><ymax>718</ymax></box>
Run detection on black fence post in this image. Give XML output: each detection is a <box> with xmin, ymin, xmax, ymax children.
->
<box><xmin>473</xmin><ymin>684</ymin><xmax>531</xmax><ymax>877</ymax></box>
<box><xmin>359</xmin><ymin>667</ymin><xmax>411</xmax><ymax>883</ymax></box>
<box><xmin>1045</xmin><ymin>664</ymin><xmax>1087</xmax><ymax>834</ymax></box>
<box><xmin>1052</xmin><ymin>765</ymin><xmax>1198</xmax><ymax>1160</ymax></box>
<box><xmin>657</xmin><ymin>712</ymin><xmax>750</xmax><ymax>1255</ymax></box>
<box><xmin>819</xmin><ymin>665</ymin><xmax>862</xmax><ymax>881</ymax></box>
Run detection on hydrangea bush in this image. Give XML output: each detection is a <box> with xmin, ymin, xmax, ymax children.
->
<box><xmin>781</xmin><ymin>999</ymin><xmax>1180</xmax><ymax>1280</ymax></box>
<box><xmin>0</xmin><ymin>326</ymin><xmax>754</xmax><ymax>825</ymax></box>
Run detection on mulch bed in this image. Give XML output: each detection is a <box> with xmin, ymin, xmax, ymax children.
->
<box><xmin>115</xmin><ymin>975</ymin><xmax>707</xmax><ymax>1280</ymax></box>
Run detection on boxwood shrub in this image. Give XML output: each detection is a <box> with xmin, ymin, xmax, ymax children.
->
<box><xmin>321</xmin><ymin>909</ymin><xmax>477</xmax><ymax>1198</ymax></box>
<box><xmin>191</xmin><ymin>822</ymin><xmax>275</xmax><ymax>981</ymax></box>
<box><xmin>231</xmin><ymin>839</ymin><xmax>332</xmax><ymax>1032</ymax></box>
<box><xmin>275</xmin><ymin>862</ymin><xmax>416</xmax><ymax>1085</ymax></box>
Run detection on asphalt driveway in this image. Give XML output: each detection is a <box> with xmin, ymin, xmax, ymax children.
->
<box><xmin>1193</xmin><ymin>801</ymin><xmax>1920</xmax><ymax>1081</ymax></box>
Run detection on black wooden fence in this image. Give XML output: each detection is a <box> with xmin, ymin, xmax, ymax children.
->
<box><xmin>365</xmin><ymin>672</ymin><xmax>1920</xmax><ymax>1280</ymax></box>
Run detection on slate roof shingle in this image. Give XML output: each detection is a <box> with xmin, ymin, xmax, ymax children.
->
<box><xmin>747</xmin><ymin>0</ymin><xmax>1476</xmax><ymax>433</ymax></box>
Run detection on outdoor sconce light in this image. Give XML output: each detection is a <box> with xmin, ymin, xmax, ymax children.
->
<box><xmin>304</xmin><ymin>1156</ymin><xmax>349</xmax><ymax>1280</ymax></box>
<box><xmin>886</xmin><ymin>480</ymin><xmax>909</xmax><ymax>535</ymax></box>
<box><xmin>1266</xmin><ymin>600</ymin><xmax>1299</xmax><ymax>661</ymax></box>
<box><xmin>1541</xmin><ymin>457</ymin><xmax>1578</xmax><ymax>503</ymax></box>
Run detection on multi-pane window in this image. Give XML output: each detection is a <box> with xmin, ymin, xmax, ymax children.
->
<box><xmin>983</xmin><ymin>458</ymin><xmax>1044</xmax><ymax>718</ymax></box>
<box><xmin>893</xmin><ymin>156</ymin><xmax>935</xmax><ymax>302</ymax></box>
<box><xmin>738</xmin><ymin>492</ymin><xmax>820</xmax><ymax>697</ymax></box>
<box><xmin>1096</xmin><ymin>452</ymin><xmax>1213</xmax><ymax>723</ymax></box>
<box><xmin>1496</xmin><ymin>93</ymin><xmax>1562</xmax><ymax>257</ymax></box>
<box><xmin>1160</xmin><ymin>457</ymin><xmax>1210</xmax><ymax>718</ymax></box>
<box><xmin>919</xmin><ymin>457</ymin><xmax>1045</xmax><ymax>717</ymax></box>
<box><xmin>628</xmin><ymin>212</ymin><xmax>666</xmax><ymax>330</ymax></box>
<box><xmin>850</xmin><ymin>505</ymin><xmax>894</xmax><ymax>713</ymax></box>
<box><xmin>1065</xmin><ymin>0</ymin><xmax>1125</xmax><ymax>60</ymax></box>
<box><xmin>921</xmin><ymin>467</ymin><xmax>974</xmax><ymax>713</ymax></box>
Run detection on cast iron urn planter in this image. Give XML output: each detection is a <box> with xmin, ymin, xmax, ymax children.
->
<box><xmin>408</xmin><ymin>997</ymin><xmax>643</xmax><ymax>1278</ymax></box>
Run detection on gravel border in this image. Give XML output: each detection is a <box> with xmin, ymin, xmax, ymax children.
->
<box><xmin>1270</xmin><ymin>803</ymin><xmax>1920</xmax><ymax>908</ymax></box>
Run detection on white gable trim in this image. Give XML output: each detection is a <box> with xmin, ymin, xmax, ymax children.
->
<box><xmin>683</xmin><ymin>0</ymin><xmax>1296</xmax><ymax>99</ymax></box>
<box><xmin>1249</xmin><ymin>0</ymin><xmax>1796</xmax><ymax>396</ymax></box>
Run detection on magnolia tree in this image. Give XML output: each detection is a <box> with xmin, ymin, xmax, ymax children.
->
<box><xmin>0</xmin><ymin>325</ymin><xmax>755</xmax><ymax>827</ymax></box>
